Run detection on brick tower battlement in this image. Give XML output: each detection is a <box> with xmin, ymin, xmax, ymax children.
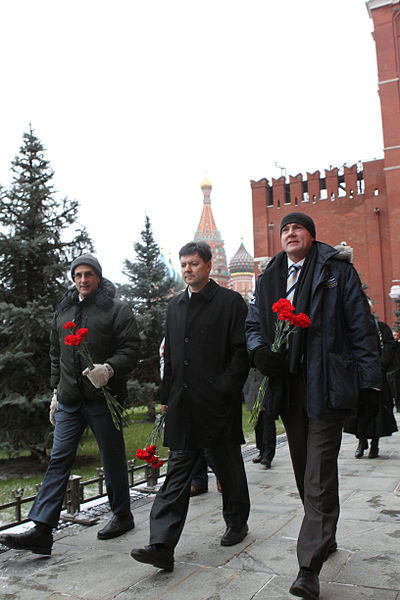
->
<box><xmin>251</xmin><ymin>0</ymin><xmax>400</xmax><ymax>325</ymax></box>
<box><xmin>251</xmin><ymin>157</ymin><xmax>391</xmax><ymax>320</ymax></box>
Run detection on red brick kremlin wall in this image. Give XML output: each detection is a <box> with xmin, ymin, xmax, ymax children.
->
<box><xmin>251</xmin><ymin>0</ymin><xmax>400</xmax><ymax>326</ymax></box>
<box><xmin>251</xmin><ymin>160</ymin><xmax>391</xmax><ymax>321</ymax></box>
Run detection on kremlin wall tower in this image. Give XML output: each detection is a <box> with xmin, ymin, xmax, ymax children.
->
<box><xmin>251</xmin><ymin>0</ymin><xmax>400</xmax><ymax>326</ymax></box>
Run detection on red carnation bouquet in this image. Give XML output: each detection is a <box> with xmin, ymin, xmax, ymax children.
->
<box><xmin>63</xmin><ymin>321</ymin><xmax>126</xmax><ymax>430</ymax></box>
<box><xmin>136</xmin><ymin>413</ymin><xmax>166</xmax><ymax>469</ymax></box>
<box><xmin>250</xmin><ymin>298</ymin><xmax>311</xmax><ymax>426</ymax></box>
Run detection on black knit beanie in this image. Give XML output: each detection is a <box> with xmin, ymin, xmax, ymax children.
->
<box><xmin>70</xmin><ymin>254</ymin><xmax>102</xmax><ymax>280</ymax></box>
<box><xmin>280</xmin><ymin>212</ymin><xmax>316</xmax><ymax>239</ymax></box>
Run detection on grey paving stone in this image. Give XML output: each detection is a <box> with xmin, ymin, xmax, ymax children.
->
<box><xmin>1</xmin><ymin>416</ymin><xmax>399</xmax><ymax>600</ymax></box>
<box><xmin>336</xmin><ymin>550</ymin><xmax>400</xmax><ymax>591</ymax></box>
<box><xmin>117</xmin><ymin>564</ymin><xmax>271</xmax><ymax>600</ymax></box>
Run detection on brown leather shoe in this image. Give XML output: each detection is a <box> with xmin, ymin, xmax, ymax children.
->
<box><xmin>190</xmin><ymin>484</ymin><xmax>208</xmax><ymax>497</ymax></box>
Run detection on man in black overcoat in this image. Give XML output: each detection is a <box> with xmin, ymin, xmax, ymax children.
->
<box><xmin>131</xmin><ymin>241</ymin><xmax>250</xmax><ymax>572</ymax></box>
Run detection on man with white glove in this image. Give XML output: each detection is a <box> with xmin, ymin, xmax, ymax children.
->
<box><xmin>0</xmin><ymin>254</ymin><xmax>140</xmax><ymax>557</ymax></box>
<box><xmin>49</xmin><ymin>390</ymin><xmax>58</xmax><ymax>426</ymax></box>
<box><xmin>82</xmin><ymin>363</ymin><xmax>114</xmax><ymax>388</ymax></box>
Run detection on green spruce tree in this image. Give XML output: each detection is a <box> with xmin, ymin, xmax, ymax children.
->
<box><xmin>0</xmin><ymin>126</ymin><xmax>93</xmax><ymax>460</ymax></box>
<box><xmin>119</xmin><ymin>216</ymin><xmax>171</xmax><ymax>419</ymax></box>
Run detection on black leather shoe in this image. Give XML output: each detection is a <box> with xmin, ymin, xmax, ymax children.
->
<box><xmin>260</xmin><ymin>457</ymin><xmax>271</xmax><ymax>469</ymax></box>
<box><xmin>252</xmin><ymin>454</ymin><xmax>262</xmax><ymax>463</ymax></box>
<box><xmin>324</xmin><ymin>539</ymin><xmax>337</xmax><ymax>560</ymax></box>
<box><xmin>355</xmin><ymin>439</ymin><xmax>368</xmax><ymax>458</ymax></box>
<box><xmin>97</xmin><ymin>513</ymin><xmax>134</xmax><ymax>540</ymax></box>
<box><xmin>130</xmin><ymin>544</ymin><xmax>174</xmax><ymax>571</ymax></box>
<box><xmin>289</xmin><ymin>568</ymin><xmax>320</xmax><ymax>599</ymax></box>
<box><xmin>190</xmin><ymin>484</ymin><xmax>208</xmax><ymax>497</ymax></box>
<box><xmin>0</xmin><ymin>527</ymin><xmax>53</xmax><ymax>555</ymax></box>
<box><xmin>220</xmin><ymin>524</ymin><xmax>248</xmax><ymax>546</ymax></box>
<box><xmin>368</xmin><ymin>439</ymin><xmax>379</xmax><ymax>458</ymax></box>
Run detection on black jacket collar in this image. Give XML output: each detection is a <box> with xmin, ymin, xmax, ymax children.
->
<box><xmin>177</xmin><ymin>279</ymin><xmax>219</xmax><ymax>304</ymax></box>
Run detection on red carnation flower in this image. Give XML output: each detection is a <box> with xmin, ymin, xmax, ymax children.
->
<box><xmin>75</xmin><ymin>328</ymin><xmax>89</xmax><ymax>341</ymax></box>
<box><xmin>272</xmin><ymin>298</ymin><xmax>294</xmax><ymax>314</ymax></box>
<box><xmin>251</xmin><ymin>298</ymin><xmax>311</xmax><ymax>427</ymax></box>
<box><xmin>64</xmin><ymin>334</ymin><xmax>80</xmax><ymax>346</ymax></box>
<box><xmin>291</xmin><ymin>313</ymin><xmax>311</xmax><ymax>328</ymax></box>
<box><xmin>63</xmin><ymin>321</ymin><xmax>76</xmax><ymax>330</ymax></box>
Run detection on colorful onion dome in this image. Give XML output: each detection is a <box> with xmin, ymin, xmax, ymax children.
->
<box><xmin>229</xmin><ymin>242</ymin><xmax>254</xmax><ymax>274</ymax></box>
<box><xmin>200</xmin><ymin>176</ymin><xmax>212</xmax><ymax>189</ymax></box>
<box><xmin>160</xmin><ymin>252</ymin><xmax>182</xmax><ymax>284</ymax></box>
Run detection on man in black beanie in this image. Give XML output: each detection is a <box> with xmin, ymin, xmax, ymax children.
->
<box><xmin>0</xmin><ymin>254</ymin><xmax>140</xmax><ymax>555</ymax></box>
<box><xmin>246</xmin><ymin>213</ymin><xmax>381</xmax><ymax>599</ymax></box>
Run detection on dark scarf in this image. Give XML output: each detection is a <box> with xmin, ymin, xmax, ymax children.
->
<box><xmin>289</xmin><ymin>243</ymin><xmax>317</xmax><ymax>372</ymax></box>
<box><xmin>257</xmin><ymin>243</ymin><xmax>317</xmax><ymax>374</ymax></box>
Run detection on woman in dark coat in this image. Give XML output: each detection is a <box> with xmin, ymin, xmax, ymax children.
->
<box><xmin>344</xmin><ymin>319</ymin><xmax>398</xmax><ymax>458</ymax></box>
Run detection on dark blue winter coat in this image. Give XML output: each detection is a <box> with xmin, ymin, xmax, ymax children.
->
<box><xmin>245</xmin><ymin>241</ymin><xmax>381</xmax><ymax>420</ymax></box>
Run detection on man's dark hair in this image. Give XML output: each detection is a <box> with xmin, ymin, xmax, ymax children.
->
<box><xmin>179</xmin><ymin>241</ymin><xmax>212</xmax><ymax>263</ymax></box>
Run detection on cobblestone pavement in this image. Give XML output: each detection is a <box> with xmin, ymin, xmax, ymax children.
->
<box><xmin>1</xmin><ymin>415</ymin><xmax>399</xmax><ymax>600</ymax></box>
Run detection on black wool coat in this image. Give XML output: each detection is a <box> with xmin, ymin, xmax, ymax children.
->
<box><xmin>344</xmin><ymin>320</ymin><xmax>398</xmax><ymax>439</ymax></box>
<box><xmin>161</xmin><ymin>279</ymin><xmax>249</xmax><ymax>449</ymax></box>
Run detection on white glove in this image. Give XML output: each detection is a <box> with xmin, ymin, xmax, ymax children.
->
<box><xmin>82</xmin><ymin>363</ymin><xmax>114</xmax><ymax>388</ymax></box>
<box><xmin>49</xmin><ymin>390</ymin><xmax>58</xmax><ymax>426</ymax></box>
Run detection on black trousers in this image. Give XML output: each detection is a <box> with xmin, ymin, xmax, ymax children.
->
<box><xmin>191</xmin><ymin>448</ymin><xmax>217</xmax><ymax>488</ymax></box>
<box><xmin>281</xmin><ymin>373</ymin><xmax>344</xmax><ymax>574</ymax></box>
<box><xmin>255</xmin><ymin>410</ymin><xmax>277</xmax><ymax>462</ymax></box>
<box><xmin>149</xmin><ymin>444</ymin><xmax>250</xmax><ymax>551</ymax></box>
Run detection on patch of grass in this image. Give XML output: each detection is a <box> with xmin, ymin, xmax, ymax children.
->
<box><xmin>242</xmin><ymin>404</ymin><xmax>285</xmax><ymax>442</ymax></box>
<box><xmin>0</xmin><ymin>404</ymin><xmax>285</xmax><ymax>509</ymax></box>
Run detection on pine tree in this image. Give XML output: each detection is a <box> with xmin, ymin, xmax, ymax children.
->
<box><xmin>0</xmin><ymin>126</ymin><xmax>93</xmax><ymax>460</ymax></box>
<box><xmin>118</xmin><ymin>216</ymin><xmax>171</xmax><ymax>418</ymax></box>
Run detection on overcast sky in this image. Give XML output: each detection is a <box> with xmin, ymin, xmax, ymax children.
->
<box><xmin>0</xmin><ymin>0</ymin><xmax>383</xmax><ymax>282</ymax></box>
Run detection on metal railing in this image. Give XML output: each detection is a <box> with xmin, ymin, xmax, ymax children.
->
<box><xmin>0</xmin><ymin>458</ymin><xmax>167</xmax><ymax>532</ymax></box>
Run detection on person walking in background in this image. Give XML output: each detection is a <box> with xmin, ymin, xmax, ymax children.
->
<box><xmin>387</xmin><ymin>329</ymin><xmax>400</xmax><ymax>413</ymax></box>
<box><xmin>131</xmin><ymin>241</ymin><xmax>250</xmax><ymax>572</ymax></box>
<box><xmin>245</xmin><ymin>212</ymin><xmax>381</xmax><ymax>600</ymax></box>
<box><xmin>243</xmin><ymin>367</ymin><xmax>276</xmax><ymax>469</ymax></box>
<box><xmin>189</xmin><ymin>448</ymin><xmax>222</xmax><ymax>496</ymax></box>
<box><xmin>345</xmin><ymin>316</ymin><xmax>398</xmax><ymax>458</ymax></box>
<box><xmin>0</xmin><ymin>254</ymin><xmax>140</xmax><ymax>555</ymax></box>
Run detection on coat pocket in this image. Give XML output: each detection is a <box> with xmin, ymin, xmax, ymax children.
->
<box><xmin>327</xmin><ymin>353</ymin><xmax>359</xmax><ymax>410</ymax></box>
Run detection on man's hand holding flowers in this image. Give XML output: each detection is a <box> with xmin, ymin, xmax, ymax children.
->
<box><xmin>82</xmin><ymin>363</ymin><xmax>114</xmax><ymax>388</ymax></box>
<box><xmin>63</xmin><ymin>321</ymin><xmax>124</xmax><ymax>430</ymax></box>
<box><xmin>253</xmin><ymin>346</ymin><xmax>286</xmax><ymax>378</ymax></box>
<box><xmin>250</xmin><ymin>298</ymin><xmax>311</xmax><ymax>426</ymax></box>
